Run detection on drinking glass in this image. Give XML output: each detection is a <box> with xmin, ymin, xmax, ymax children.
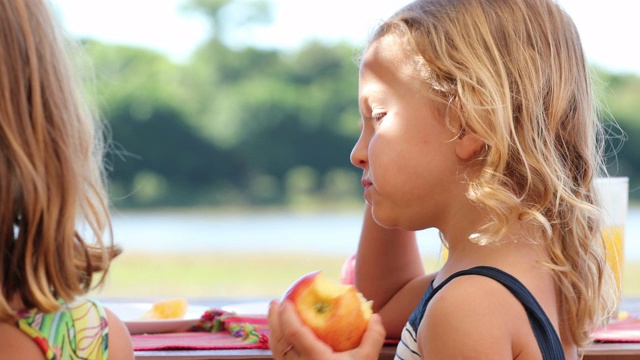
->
<box><xmin>595</xmin><ymin>177</ymin><xmax>629</xmax><ymax>299</ymax></box>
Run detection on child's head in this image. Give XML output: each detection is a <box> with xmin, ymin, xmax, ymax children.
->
<box><xmin>0</xmin><ymin>0</ymin><xmax>119</xmax><ymax>320</ymax></box>
<box><xmin>362</xmin><ymin>0</ymin><xmax>615</xmax><ymax>345</ymax></box>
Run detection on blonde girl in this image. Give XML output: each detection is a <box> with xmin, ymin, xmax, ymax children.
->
<box><xmin>0</xmin><ymin>0</ymin><xmax>133</xmax><ymax>358</ymax></box>
<box><xmin>268</xmin><ymin>0</ymin><xmax>617</xmax><ymax>359</ymax></box>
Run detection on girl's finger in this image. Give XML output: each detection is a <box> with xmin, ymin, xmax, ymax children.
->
<box><xmin>355</xmin><ymin>314</ymin><xmax>387</xmax><ymax>359</ymax></box>
<box><xmin>268</xmin><ymin>300</ymin><xmax>293</xmax><ymax>359</ymax></box>
<box><xmin>279</xmin><ymin>300</ymin><xmax>333</xmax><ymax>357</ymax></box>
<box><xmin>267</xmin><ymin>300</ymin><xmax>281</xmax><ymax>333</ymax></box>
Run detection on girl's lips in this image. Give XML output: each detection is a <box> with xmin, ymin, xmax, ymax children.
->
<box><xmin>361</xmin><ymin>178</ymin><xmax>373</xmax><ymax>203</ymax></box>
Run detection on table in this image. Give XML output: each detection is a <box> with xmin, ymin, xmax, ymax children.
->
<box><xmin>134</xmin><ymin>343</ymin><xmax>640</xmax><ymax>359</ymax></box>
<box><xmin>132</xmin><ymin>297</ymin><xmax>640</xmax><ymax>360</ymax></box>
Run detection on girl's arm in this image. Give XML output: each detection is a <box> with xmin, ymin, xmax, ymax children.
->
<box><xmin>354</xmin><ymin>204</ymin><xmax>436</xmax><ymax>338</ymax></box>
<box><xmin>105</xmin><ymin>308</ymin><xmax>135</xmax><ymax>359</ymax></box>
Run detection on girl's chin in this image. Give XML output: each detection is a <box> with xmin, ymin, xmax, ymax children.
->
<box><xmin>370</xmin><ymin>205</ymin><xmax>399</xmax><ymax>229</ymax></box>
<box><xmin>371</xmin><ymin>204</ymin><xmax>427</xmax><ymax>231</ymax></box>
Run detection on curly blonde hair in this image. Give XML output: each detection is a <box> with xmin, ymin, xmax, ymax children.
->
<box><xmin>0</xmin><ymin>0</ymin><xmax>119</xmax><ymax>321</ymax></box>
<box><xmin>369</xmin><ymin>0</ymin><xmax>617</xmax><ymax>347</ymax></box>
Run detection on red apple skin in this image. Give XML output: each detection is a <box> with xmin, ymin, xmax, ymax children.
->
<box><xmin>282</xmin><ymin>271</ymin><xmax>370</xmax><ymax>352</ymax></box>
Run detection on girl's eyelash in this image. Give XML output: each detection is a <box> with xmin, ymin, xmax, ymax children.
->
<box><xmin>373</xmin><ymin>112</ymin><xmax>386</xmax><ymax>122</ymax></box>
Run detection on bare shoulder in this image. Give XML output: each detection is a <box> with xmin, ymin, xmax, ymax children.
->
<box><xmin>104</xmin><ymin>307</ymin><xmax>135</xmax><ymax>360</ymax></box>
<box><xmin>0</xmin><ymin>322</ymin><xmax>47</xmax><ymax>360</ymax></box>
<box><xmin>379</xmin><ymin>273</ymin><xmax>435</xmax><ymax>337</ymax></box>
<box><xmin>418</xmin><ymin>274</ymin><xmax>529</xmax><ymax>359</ymax></box>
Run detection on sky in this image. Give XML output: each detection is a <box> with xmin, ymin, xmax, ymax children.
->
<box><xmin>50</xmin><ymin>0</ymin><xmax>640</xmax><ymax>76</ymax></box>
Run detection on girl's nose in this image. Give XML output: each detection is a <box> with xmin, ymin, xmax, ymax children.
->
<box><xmin>350</xmin><ymin>134</ymin><xmax>368</xmax><ymax>169</ymax></box>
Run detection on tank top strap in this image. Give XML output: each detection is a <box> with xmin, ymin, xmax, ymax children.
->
<box><xmin>426</xmin><ymin>266</ymin><xmax>565</xmax><ymax>360</ymax></box>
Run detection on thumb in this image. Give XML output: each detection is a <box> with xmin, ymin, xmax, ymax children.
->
<box><xmin>356</xmin><ymin>314</ymin><xmax>386</xmax><ymax>358</ymax></box>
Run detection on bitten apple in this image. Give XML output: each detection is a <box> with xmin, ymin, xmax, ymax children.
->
<box><xmin>282</xmin><ymin>270</ymin><xmax>373</xmax><ymax>352</ymax></box>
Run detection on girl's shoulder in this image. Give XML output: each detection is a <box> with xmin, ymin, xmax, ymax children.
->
<box><xmin>103</xmin><ymin>305</ymin><xmax>135</xmax><ymax>359</ymax></box>
<box><xmin>0</xmin><ymin>321</ymin><xmax>47</xmax><ymax>360</ymax></box>
<box><xmin>418</xmin><ymin>267</ymin><xmax>553</xmax><ymax>358</ymax></box>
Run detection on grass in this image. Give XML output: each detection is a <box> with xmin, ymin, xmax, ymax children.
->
<box><xmin>89</xmin><ymin>251</ymin><xmax>440</xmax><ymax>300</ymax></box>
<box><xmin>89</xmin><ymin>251</ymin><xmax>640</xmax><ymax>301</ymax></box>
<box><xmin>91</xmin><ymin>251</ymin><xmax>354</xmax><ymax>300</ymax></box>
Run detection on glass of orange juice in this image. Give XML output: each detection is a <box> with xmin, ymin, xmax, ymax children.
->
<box><xmin>595</xmin><ymin>177</ymin><xmax>629</xmax><ymax>303</ymax></box>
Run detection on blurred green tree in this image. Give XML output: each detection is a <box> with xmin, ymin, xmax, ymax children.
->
<box><xmin>76</xmin><ymin>3</ymin><xmax>640</xmax><ymax>208</ymax></box>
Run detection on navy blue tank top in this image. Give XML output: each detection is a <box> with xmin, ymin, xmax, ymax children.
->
<box><xmin>396</xmin><ymin>266</ymin><xmax>565</xmax><ymax>359</ymax></box>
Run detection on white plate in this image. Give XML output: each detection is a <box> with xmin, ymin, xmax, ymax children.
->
<box><xmin>221</xmin><ymin>301</ymin><xmax>269</xmax><ymax>316</ymax></box>
<box><xmin>104</xmin><ymin>302</ymin><xmax>209</xmax><ymax>335</ymax></box>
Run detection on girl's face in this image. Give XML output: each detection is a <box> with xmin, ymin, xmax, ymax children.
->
<box><xmin>351</xmin><ymin>34</ymin><xmax>472</xmax><ymax>231</ymax></box>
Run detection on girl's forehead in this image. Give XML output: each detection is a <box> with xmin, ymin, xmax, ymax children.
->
<box><xmin>360</xmin><ymin>34</ymin><xmax>412</xmax><ymax>74</ymax></box>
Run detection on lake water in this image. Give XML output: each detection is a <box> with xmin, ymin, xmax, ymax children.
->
<box><xmin>111</xmin><ymin>207</ymin><xmax>640</xmax><ymax>260</ymax></box>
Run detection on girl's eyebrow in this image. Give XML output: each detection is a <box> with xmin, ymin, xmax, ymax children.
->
<box><xmin>358</xmin><ymin>93</ymin><xmax>372</xmax><ymax>116</ymax></box>
<box><xmin>358</xmin><ymin>85</ymin><xmax>383</xmax><ymax>108</ymax></box>
<box><xmin>358</xmin><ymin>109</ymin><xmax>372</xmax><ymax>122</ymax></box>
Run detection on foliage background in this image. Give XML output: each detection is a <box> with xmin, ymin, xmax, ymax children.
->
<box><xmin>79</xmin><ymin>1</ymin><xmax>640</xmax><ymax>210</ymax></box>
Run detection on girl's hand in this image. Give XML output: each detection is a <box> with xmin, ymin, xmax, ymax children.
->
<box><xmin>268</xmin><ymin>300</ymin><xmax>386</xmax><ymax>360</ymax></box>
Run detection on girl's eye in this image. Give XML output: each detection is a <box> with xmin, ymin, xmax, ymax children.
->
<box><xmin>372</xmin><ymin>112</ymin><xmax>386</xmax><ymax>123</ymax></box>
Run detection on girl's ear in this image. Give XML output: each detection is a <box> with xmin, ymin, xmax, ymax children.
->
<box><xmin>445</xmin><ymin>99</ymin><xmax>485</xmax><ymax>160</ymax></box>
<box><xmin>455</xmin><ymin>131</ymin><xmax>485</xmax><ymax>160</ymax></box>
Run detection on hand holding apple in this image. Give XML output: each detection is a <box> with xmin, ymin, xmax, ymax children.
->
<box><xmin>281</xmin><ymin>270</ymin><xmax>373</xmax><ymax>352</ymax></box>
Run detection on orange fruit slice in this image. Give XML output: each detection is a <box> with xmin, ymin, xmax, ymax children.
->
<box><xmin>141</xmin><ymin>297</ymin><xmax>189</xmax><ymax>320</ymax></box>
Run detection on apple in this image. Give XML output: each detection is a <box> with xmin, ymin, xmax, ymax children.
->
<box><xmin>282</xmin><ymin>270</ymin><xmax>373</xmax><ymax>352</ymax></box>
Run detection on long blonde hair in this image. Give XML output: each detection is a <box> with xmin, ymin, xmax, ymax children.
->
<box><xmin>370</xmin><ymin>0</ymin><xmax>617</xmax><ymax>347</ymax></box>
<box><xmin>0</xmin><ymin>0</ymin><xmax>119</xmax><ymax>321</ymax></box>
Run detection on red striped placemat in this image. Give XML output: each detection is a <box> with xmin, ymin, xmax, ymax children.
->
<box><xmin>593</xmin><ymin>315</ymin><xmax>640</xmax><ymax>343</ymax></box>
<box><xmin>132</xmin><ymin>309</ymin><xmax>270</xmax><ymax>351</ymax></box>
